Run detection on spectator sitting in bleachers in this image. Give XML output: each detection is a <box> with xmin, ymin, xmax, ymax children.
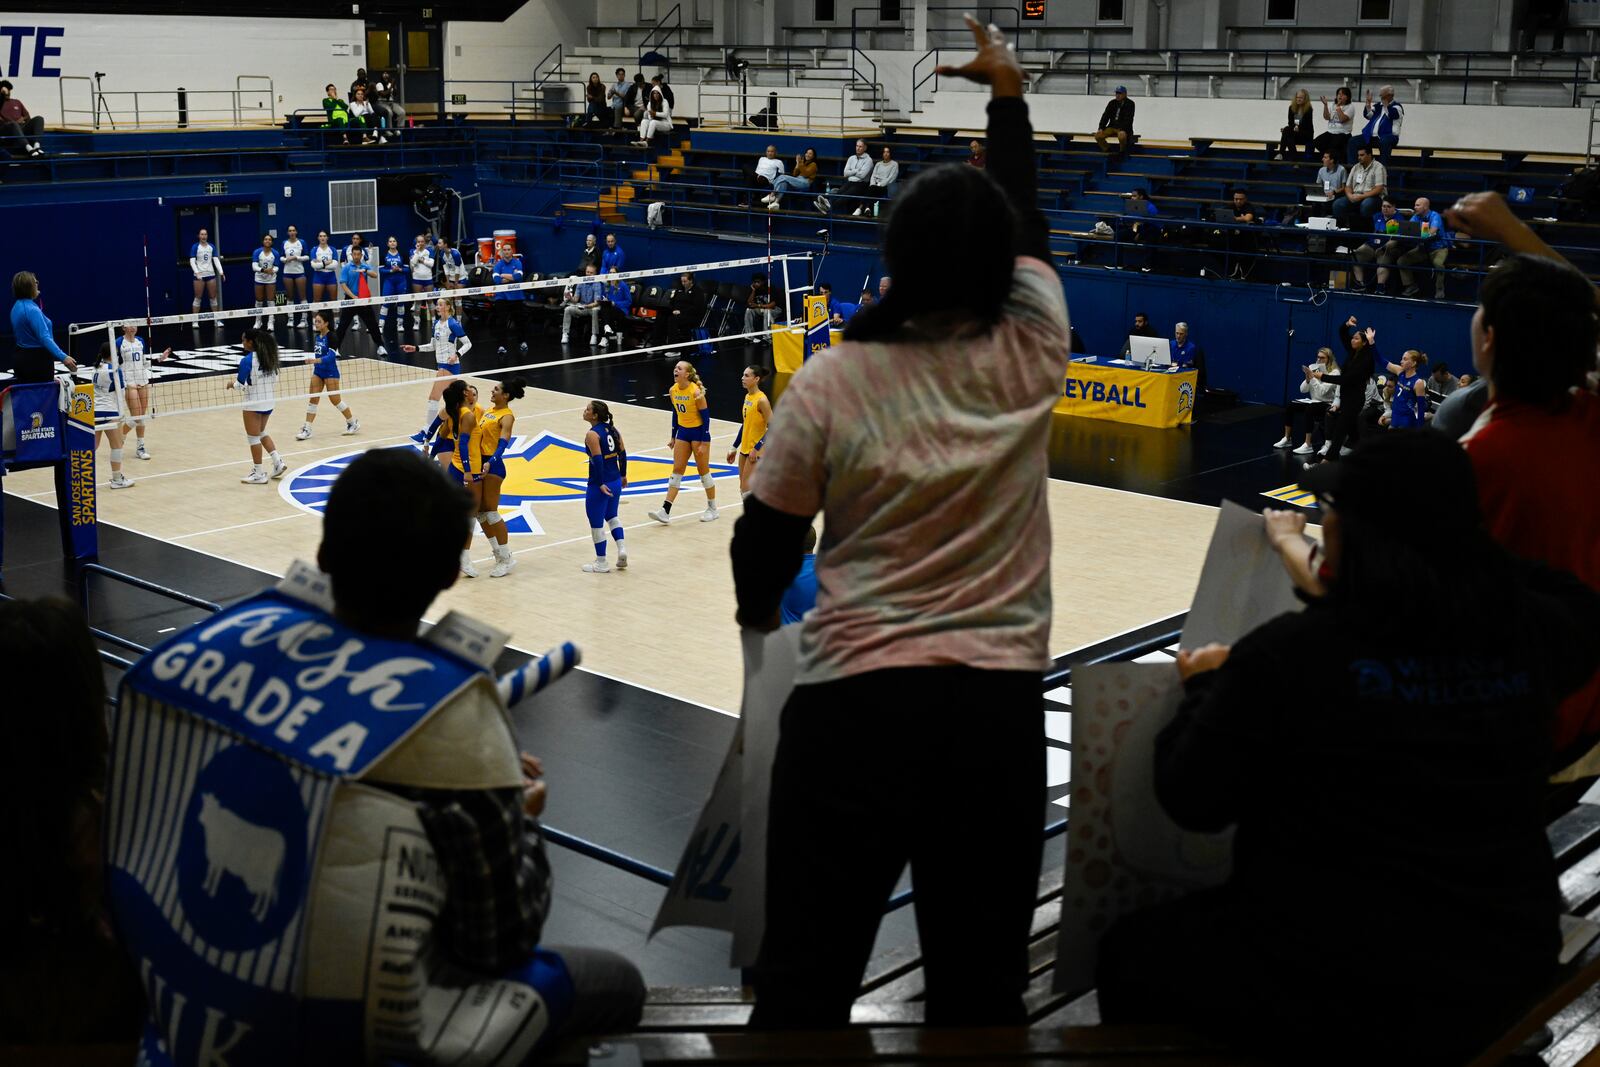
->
<box><xmin>1447</xmin><ymin>191</ymin><xmax>1600</xmax><ymax>774</ymax></box>
<box><xmin>1</xmin><ymin>597</ymin><xmax>145</xmax><ymax>1044</ymax></box>
<box><xmin>654</xmin><ymin>271</ymin><xmax>708</xmax><ymax>346</ymax></box>
<box><xmin>650</xmin><ymin>75</ymin><xmax>675</xmax><ymax>109</ymax></box>
<box><xmin>1122</xmin><ymin>188</ymin><xmax>1161</xmax><ymax>241</ymax></box>
<box><xmin>1351</xmin><ymin>84</ymin><xmax>1404</xmax><ymax>168</ymax></box>
<box><xmin>582</xmin><ymin>72</ymin><xmax>608</xmax><ymax>126</ymax></box>
<box><xmin>817</xmin><ymin>138</ymin><xmax>873</xmax><ymax>215</ymax></box>
<box><xmin>968</xmin><ymin>139</ymin><xmax>986</xmax><ymax>168</ymax></box>
<box><xmin>1093</xmin><ymin>85</ymin><xmax>1135</xmax><ymax>158</ymax></box>
<box><xmin>859</xmin><ymin>146</ymin><xmax>900</xmax><ymax>216</ymax></box>
<box><xmin>1096</xmin><ymin>431</ymin><xmax>1600</xmax><ymax>1065</ymax></box>
<box><xmin>764</xmin><ymin>147</ymin><xmax>819</xmax><ymax>211</ymax></box>
<box><xmin>1274</xmin><ymin>346</ymin><xmax>1340</xmax><ymax>454</ymax></box>
<box><xmin>1352</xmin><ymin>197</ymin><xmax>1402</xmax><ymax>293</ymax></box>
<box><xmin>348</xmin><ymin>85</ymin><xmax>377</xmax><ymax>144</ymax></box>
<box><xmin>1313</xmin><ymin>87</ymin><xmax>1355</xmax><ymax>164</ymax></box>
<box><xmin>744</xmin><ymin>272</ymin><xmax>777</xmax><ymax>339</ymax></box>
<box><xmin>745</xmin><ymin>144</ymin><xmax>785</xmax><ymax>208</ymax></box>
<box><xmin>0</xmin><ymin>79</ymin><xmax>45</xmax><ymax>158</ymax></box>
<box><xmin>1314</xmin><ymin>150</ymin><xmax>1346</xmax><ymax>201</ymax></box>
<box><xmin>562</xmin><ymin>265</ymin><xmax>604</xmax><ymax>345</ymax></box>
<box><xmin>1332</xmin><ymin>144</ymin><xmax>1387</xmax><ymax>230</ymax></box>
<box><xmin>598</xmin><ymin>268</ymin><xmax>632</xmax><ymax>347</ymax></box>
<box><xmin>1275</xmin><ymin>89</ymin><xmax>1315</xmax><ymax>161</ymax></box>
<box><xmin>371</xmin><ymin>70</ymin><xmax>405</xmax><ymax>141</ymax></box>
<box><xmin>622</xmin><ymin>73</ymin><xmax>648</xmax><ymax>123</ymax></box>
<box><xmin>1429</xmin><ymin>361</ymin><xmax>1459</xmax><ymax>399</ymax></box>
<box><xmin>1398</xmin><ymin>196</ymin><xmax>1449</xmax><ymax>299</ymax></box>
<box><xmin>633</xmin><ymin>87</ymin><xmax>672</xmax><ymax>148</ymax></box>
<box><xmin>609</xmin><ymin>67</ymin><xmax>628</xmax><ymax>127</ymax></box>
<box><xmin>321</xmin><ymin>83</ymin><xmax>354</xmax><ymax>144</ymax></box>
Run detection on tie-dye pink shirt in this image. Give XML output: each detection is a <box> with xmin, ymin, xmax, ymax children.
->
<box><xmin>754</xmin><ymin>256</ymin><xmax>1071</xmax><ymax>684</ymax></box>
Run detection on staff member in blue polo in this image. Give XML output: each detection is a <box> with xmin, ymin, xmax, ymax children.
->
<box><xmin>331</xmin><ymin>247</ymin><xmax>389</xmax><ymax>358</ymax></box>
<box><xmin>8</xmin><ymin>271</ymin><xmax>77</xmax><ymax>382</ymax></box>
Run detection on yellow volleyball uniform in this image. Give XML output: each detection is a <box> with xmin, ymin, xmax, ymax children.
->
<box><xmin>669</xmin><ymin>381</ymin><xmax>705</xmax><ymax>429</ymax></box>
<box><xmin>739</xmin><ymin>389</ymin><xmax>769</xmax><ymax>456</ymax></box>
<box><xmin>446</xmin><ymin>404</ymin><xmax>483</xmax><ymax>472</ymax></box>
<box><xmin>477</xmin><ymin>405</ymin><xmax>512</xmax><ymax>475</ymax></box>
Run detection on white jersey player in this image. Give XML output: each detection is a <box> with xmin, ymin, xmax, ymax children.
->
<box><xmin>115</xmin><ymin>322</ymin><xmax>171</xmax><ymax>461</ymax></box>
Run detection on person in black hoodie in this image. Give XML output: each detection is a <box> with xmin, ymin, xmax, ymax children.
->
<box><xmin>653</xmin><ymin>271</ymin><xmax>708</xmax><ymax>346</ymax></box>
<box><xmin>1097</xmin><ymin>430</ymin><xmax>1600</xmax><ymax>1065</ymax></box>
<box><xmin>1305</xmin><ymin>314</ymin><xmax>1377</xmax><ymax>465</ymax></box>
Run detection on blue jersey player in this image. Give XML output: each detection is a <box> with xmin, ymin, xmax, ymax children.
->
<box><xmin>379</xmin><ymin>235</ymin><xmax>409</xmax><ymax>339</ymax></box>
<box><xmin>297</xmin><ymin>308</ymin><xmax>360</xmax><ymax>440</ymax></box>
<box><xmin>581</xmin><ymin>400</ymin><xmax>629</xmax><ymax>573</ymax></box>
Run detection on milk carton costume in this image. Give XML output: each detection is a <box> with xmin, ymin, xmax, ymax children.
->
<box><xmin>106</xmin><ymin>561</ymin><xmax>575</xmax><ymax>1066</ymax></box>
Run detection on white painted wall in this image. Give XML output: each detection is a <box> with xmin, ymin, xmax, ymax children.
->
<box><xmin>916</xmin><ymin>86</ymin><xmax>1590</xmax><ymax>155</ymax></box>
<box><xmin>442</xmin><ymin>2</ymin><xmax>587</xmax><ymax>90</ymax></box>
<box><xmin>0</xmin><ymin>14</ymin><xmax>363</xmax><ymax>125</ymax></box>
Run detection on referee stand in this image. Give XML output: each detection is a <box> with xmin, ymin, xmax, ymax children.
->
<box><xmin>0</xmin><ymin>378</ymin><xmax>99</xmax><ymax>580</ymax></box>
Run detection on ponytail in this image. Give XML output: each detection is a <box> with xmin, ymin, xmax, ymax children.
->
<box><xmin>591</xmin><ymin>399</ymin><xmax>615</xmax><ymax>425</ymax></box>
<box><xmin>502</xmin><ymin>375</ymin><xmax>527</xmax><ymax>401</ymax></box>
<box><xmin>442</xmin><ymin>379</ymin><xmax>468</xmax><ymax>439</ymax></box>
<box><xmin>246</xmin><ymin>328</ymin><xmax>281</xmax><ymax>374</ymax></box>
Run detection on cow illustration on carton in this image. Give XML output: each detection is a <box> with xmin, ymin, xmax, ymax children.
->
<box><xmin>197</xmin><ymin>793</ymin><xmax>285</xmax><ymax>922</ymax></box>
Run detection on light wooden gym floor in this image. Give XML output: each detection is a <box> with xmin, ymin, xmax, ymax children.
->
<box><xmin>4</xmin><ymin>367</ymin><xmax>1222</xmax><ymax>713</ymax></box>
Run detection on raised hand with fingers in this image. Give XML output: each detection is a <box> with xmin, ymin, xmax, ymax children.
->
<box><xmin>933</xmin><ymin>14</ymin><xmax>1024</xmax><ymax>97</ymax></box>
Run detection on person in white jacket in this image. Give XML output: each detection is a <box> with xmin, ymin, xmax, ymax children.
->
<box><xmin>634</xmin><ymin>88</ymin><xmax>672</xmax><ymax>147</ymax></box>
<box><xmin>1273</xmin><ymin>347</ymin><xmax>1341</xmax><ymax>455</ymax></box>
<box><xmin>816</xmin><ymin>139</ymin><xmax>873</xmax><ymax>215</ymax></box>
<box><xmin>747</xmin><ymin>145</ymin><xmax>785</xmax><ymax>207</ymax></box>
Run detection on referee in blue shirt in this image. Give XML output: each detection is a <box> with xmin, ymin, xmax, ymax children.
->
<box><xmin>9</xmin><ymin>271</ymin><xmax>77</xmax><ymax>382</ymax></box>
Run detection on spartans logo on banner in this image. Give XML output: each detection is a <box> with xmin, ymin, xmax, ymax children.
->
<box><xmin>804</xmin><ymin>294</ymin><xmax>832</xmax><ymax>359</ymax></box>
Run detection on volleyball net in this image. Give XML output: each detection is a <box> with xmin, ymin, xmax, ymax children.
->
<box><xmin>60</xmin><ymin>252</ymin><xmax>815</xmax><ymax>423</ymax></box>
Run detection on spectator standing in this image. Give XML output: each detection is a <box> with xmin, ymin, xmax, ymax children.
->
<box><xmin>583</xmin><ymin>72</ymin><xmax>608</xmax><ymax>126</ymax></box>
<box><xmin>1313</xmin><ymin>86</ymin><xmax>1356</xmax><ymax>163</ymax></box>
<box><xmin>1398</xmin><ymin>196</ymin><xmax>1449</xmax><ymax>299</ymax></box>
<box><xmin>0</xmin><ymin>79</ymin><xmax>44</xmax><ymax>157</ymax></box>
<box><xmin>1352</xmin><ymin>85</ymin><xmax>1404</xmax><ymax>168</ymax></box>
<box><xmin>601</xmin><ymin>233</ymin><xmax>625</xmax><ymax>275</ymax></box>
<box><xmin>1352</xmin><ymin>197</ymin><xmax>1403</xmax><ymax>293</ymax></box>
<box><xmin>860</xmin><ymin>146</ymin><xmax>900</xmax><ymax>217</ymax></box>
<box><xmin>1274</xmin><ymin>346</ymin><xmax>1340</xmax><ymax>454</ymax></box>
<box><xmin>732</xmin><ymin>16</ymin><xmax>1068</xmax><ymax>1028</ymax></box>
<box><xmin>1307</xmin><ymin>315</ymin><xmax>1378</xmax><ymax>463</ymax></box>
<box><xmin>1097</xmin><ymin>433</ymin><xmax>1600</xmax><ymax>1065</ymax></box>
<box><xmin>562</xmin><ymin>265</ymin><xmax>604</xmax><ymax>345</ymax></box>
<box><xmin>1094</xmin><ymin>85</ymin><xmax>1136</xmax><ymax>158</ymax></box>
<box><xmin>764</xmin><ymin>147</ymin><xmax>819</xmax><ymax>211</ymax></box>
<box><xmin>491</xmin><ymin>242</ymin><xmax>528</xmax><ymax>356</ymax></box>
<box><xmin>747</xmin><ymin>144</ymin><xmax>786</xmax><ymax>207</ymax></box>
<box><xmin>1446</xmin><ymin>192</ymin><xmax>1600</xmax><ymax>772</ymax></box>
<box><xmin>608</xmin><ymin>67</ymin><xmax>629</xmax><ymax>127</ymax></box>
<box><xmin>1331</xmin><ymin>144</ymin><xmax>1387</xmax><ymax>230</ymax></box>
<box><xmin>968</xmin><ymin>139</ymin><xmax>987</xmax><ymax>168</ymax></box>
<box><xmin>1275</xmin><ymin>89</ymin><xmax>1315</xmax><ymax>160</ymax></box>
<box><xmin>1223</xmin><ymin>189</ymin><xmax>1260</xmax><ymax>279</ymax></box>
<box><xmin>744</xmin><ymin>272</ymin><xmax>777</xmax><ymax>337</ymax></box>
<box><xmin>0</xmin><ymin>598</ymin><xmax>144</xmax><ymax>1043</ymax></box>
<box><xmin>8</xmin><ymin>271</ymin><xmax>76</xmax><ymax>381</ymax></box>
<box><xmin>348</xmin><ymin>67</ymin><xmax>369</xmax><ymax>101</ymax></box>
<box><xmin>817</xmin><ymin>138</ymin><xmax>873</xmax><ymax>215</ymax></box>
<box><xmin>577</xmin><ymin>233</ymin><xmax>602</xmax><ymax>273</ymax></box>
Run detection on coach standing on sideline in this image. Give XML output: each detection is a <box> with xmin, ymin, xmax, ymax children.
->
<box><xmin>9</xmin><ymin>272</ymin><xmax>77</xmax><ymax>382</ymax></box>
<box><xmin>732</xmin><ymin>15</ymin><xmax>1069</xmax><ymax>1029</ymax></box>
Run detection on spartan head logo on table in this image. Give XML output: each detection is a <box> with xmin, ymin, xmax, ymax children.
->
<box><xmin>1177</xmin><ymin>381</ymin><xmax>1195</xmax><ymax>418</ymax></box>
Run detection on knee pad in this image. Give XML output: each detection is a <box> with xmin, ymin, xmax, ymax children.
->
<box><xmin>306</xmin><ymin>403</ymin><xmax>320</xmax><ymax>415</ymax></box>
<box><xmin>480</xmin><ymin>510</ymin><xmax>504</xmax><ymax>526</ymax></box>
<box><xmin>133</xmin><ymin>415</ymin><xmax>148</xmax><ymax>426</ymax></box>
<box><xmin>110</xmin><ymin>448</ymin><xmax>124</xmax><ymax>464</ymax></box>
<box><xmin>668</xmin><ymin>473</ymin><xmax>682</xmax><ymax>491</ymax></box>
<box><xmin>246</xmin><ymin>435</ymin><xmax>263</xmax><ymax>446</ymax></box>
<box><xmin>701</xmin><ymin>472</ymin><xmax>715</xmax><ymax>491</ymax></box>
<box><xmin>606</xmin><ymin>517</ymin><xmax>623</xmax><ymax>532</ymax></box>
<box><xmin>590</xmin><ymin>527</ymin><xmax>607</xmax><ymax>545</ymax></box>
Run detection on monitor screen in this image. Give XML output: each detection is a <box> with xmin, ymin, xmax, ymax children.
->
<box><xmin>1128</xmin><ymin>336</ymin><xmax>1172</xmax><ymax>365</ymax></box>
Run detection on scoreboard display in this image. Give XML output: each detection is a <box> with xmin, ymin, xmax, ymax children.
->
<box><xmin>1024</xmin><ymin>0</ymin><xmax>1046</xmax><ymax>19</ymax></box>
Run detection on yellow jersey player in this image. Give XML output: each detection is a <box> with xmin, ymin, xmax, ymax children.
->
<box><xmin>438</xmin><ymin>378</ymin><xmax>483</xmax><ymax>576</ymax></box>
<box><xmin>648</xmin><ymin>360</ymin><xmax>718</xmax><ymax>524</ymax></box>
<box><xmin>473</xmin><ymin>377</ymin><xmax>525</xmax><ymax>578</ymax></box>
<box><xmin>726</xmin><ymin>364</ymin><xmax>773</xmax><ymax>498</ymax></box>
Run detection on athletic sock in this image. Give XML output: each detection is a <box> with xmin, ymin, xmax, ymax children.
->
<box><xmin>424</xmin><ymin>399</ymin><xmax>441</xmax><ymax>429</ymax></box>
<box><xmin>661</xmin><ymin>500</ymin><xmax>672</xmax><ymax>515</ymax></box>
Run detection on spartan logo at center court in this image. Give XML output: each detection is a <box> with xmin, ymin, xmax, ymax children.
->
<box><xmin>281</xmin><ymin>432</ymin><xmax>740</xmax><ymax>534</ymax></box>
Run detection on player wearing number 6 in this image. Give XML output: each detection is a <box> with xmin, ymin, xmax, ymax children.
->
<box><xmin>648</xmin><ymin>360</ymin><xmax>718</xmax><ymax>524</ymax></box>
<box><xmin>726</xmin><ymin>365</ymin><xmax>772</xmax><ymax>498</ymax></box>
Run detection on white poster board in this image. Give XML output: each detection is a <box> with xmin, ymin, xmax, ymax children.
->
<box><xmin>1181</xmin><ymin>499</ymin><xmax>1306</xmax><ymax>648</ymax></box>
<box><xmin>650</xmin><ymin>624</ymin><xmax>799</xmax><ymax>967</ymax></box>
<box><xmin>1052</xmin><ymin>663</ymin><xmax>1234</xmax><ymax>994</ymax></box>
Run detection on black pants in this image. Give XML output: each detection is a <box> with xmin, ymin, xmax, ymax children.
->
<box><xmin>491</xmin><ymin>299</ymin><xmax>526</xmax><ymax>349</ymax></box>
<box><xmin>751</xmin><ymin>666</ymin><xmax>1045</xmax><ymax>1029</ymax></box>
<box><xmin>333</xmin><ymin>305</ymin><xmax>382</xmax><ymax>351</ymax></box>
<box><xmin>0</xmin><ymin>116</ymin><xmax>43</xmax><ymax>156</ymax></box>
<box><xmin>652</xmin><ymin>310</ymin><xmax>697</xmax><ymax>347</ymax></box>
<box><xmin>1287</xmin><ymin>400</ymin><xmax>1328</xmax><ymax>442</ymax></box>
<box><xmin>1321</xmin><ymin>396</ymin><xmax>1363</xmax><ymax>457</ymax></box>
<box><xmin>8</xmin><ymin>346</ymin><xmax>59</xmax><ymax>383</ymax></box>
<box><xmin>546</xmin><ymin>944</ymin><xmax>646</xmax><ymax>1040</ymax></box>
<box><xmin>832</xmin><ymin>178</ymin><xmax>872</xmax><ymax>211</ymax></box>
<box><xmin>1276</xmin><ymin>124</ymin><xmax>1314</xmax><ymax>159</ymax></box>
<box><xmin>1312</xmin><ymin>131</ymin><xmax>1350</xmax><ymax>163</ymax></box>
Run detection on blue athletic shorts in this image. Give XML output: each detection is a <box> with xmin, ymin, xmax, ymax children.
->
<box><xmin>482</xmin><ymin>455</ymin><xmax>507</xmax><ymax>480</ymax></box>
<box><xmin>585</xmin><ymin>480</ymin><xmax>623</xmax><ymax>527</ymax></box>
<box><xmin>436</xmin><ymin>361</ymin><xmax>461</xmax><ymax>376</ymax></box>
<box><xmin>673</xmin><ymin>423</ymin><xmax>711</xmax><ymax>444</ymax></box>
<box><xmin>312</xmin><ymin>270</ymin><xmax>337</xmax><ymax>286</ymax></box>
<box><xmin>429</xmin><ymin>437</ymin><xmax>452</xmax><ymax>456</ymax></box>
<box><xmin>313</xmin><ymin>355</ymin><xmax>339</xmax><ymax>380</ymax></box>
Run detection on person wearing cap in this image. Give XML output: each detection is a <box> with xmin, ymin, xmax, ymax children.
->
<box><xmin>1097</xmin><ymin>429</ymin><xmax>1600</xmax><ymax>1063</ymax></box>
<box><xmin>0</xmin><ymin>80</ymin><xmax>44</xmax><ymax>158</ymax></box>
<box><xmin>1093</xmin><ymin>86</ymin><xmax>1135</xmax><ymax>157</ymax></box>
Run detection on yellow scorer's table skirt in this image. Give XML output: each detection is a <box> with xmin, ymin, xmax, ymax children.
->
<box><xmin>772</xmin><ymin>327</ymin><xmax>845</xmax><ymax>374</ymax></box>
<box><xmin>1054</xmin><ymin>359</ymin><xmax>1199</xmax><ymax>429</ymax></box>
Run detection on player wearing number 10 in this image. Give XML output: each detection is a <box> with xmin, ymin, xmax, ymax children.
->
<box><xmin>648</xmin><ymin>361</ymin><xmax>718</xmax><ymax>525</ymax></box>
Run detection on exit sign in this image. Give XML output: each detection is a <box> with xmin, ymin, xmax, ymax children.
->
<box><xmin>205</xmin><ymin>180</ymin><xmax>227</xmax><ymax>195</ymax></box>
<box><xmin>1024</xmin><ymin>0</ymin><xmax>1047</xmax><ymax>18</ymax></box>
<box><xmin>451</xmin><ymin>93</ymin><xmax>467</xmax><ymax>106</ymax></box>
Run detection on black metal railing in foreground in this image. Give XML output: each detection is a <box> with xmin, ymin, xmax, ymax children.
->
<box><xmin>64</xmin><ymin>564</ymin><xmax>1184</xmax><ymax>912</ymax></box>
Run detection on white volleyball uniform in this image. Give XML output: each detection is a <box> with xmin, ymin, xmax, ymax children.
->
<box><xmin>93</xmin><ymin>364</ymin><xmax>124</xmax><ymax>428</ymax></box>
<box><xmin>238</xmin><ymin>353</ymin><xmax>278</xmax><ymax>414</ymax></box>
<box><xmin>282</xmin><ymin>238</ymin><xmax>307</xmax><ymax>276</ymax></box>
<box><xmin>253</xmin><ymin>249</ymin><xmax>280</xmax><ymax>286</ymax></box>
<box><xmin>441</xmin><ymin>249</ymin><xmax>466</xmax><ymax>284</ymax></box>
<box><xmin>117</xmin><ymin>336</ymin><xmax>153</xmax><ymax>387</ymax></box>
<box><xmin>410</xmin><ymin>248</ymin><xmax>435</xmax><ymax>284</ymax></box>
<box><xmin>190</xmin><ymin>242</ymin><xmax>217</xmax><ymax>279</ymax></box>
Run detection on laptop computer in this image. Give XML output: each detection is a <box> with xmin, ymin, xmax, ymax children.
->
<box><xmin>1211</xmin><ymin>206</ymin><xmax>1239</xmax><ymax>223</ymax></box>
